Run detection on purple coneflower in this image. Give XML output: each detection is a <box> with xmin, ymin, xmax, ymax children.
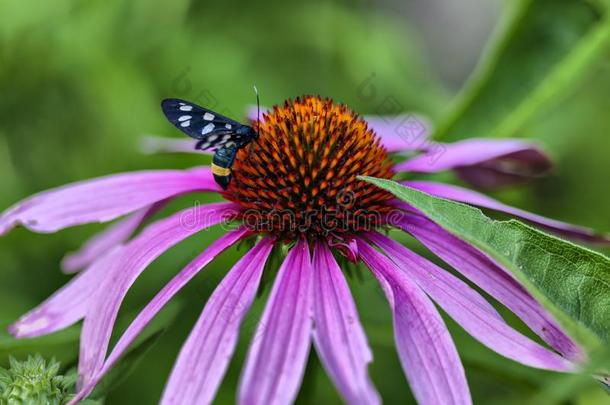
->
<box><xmin>1</xmin><ymin>96</ymin><xmax>607</xmax><ymax>404</ymax></box>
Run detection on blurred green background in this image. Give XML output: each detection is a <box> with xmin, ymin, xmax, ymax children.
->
<box><xmin>1</xmin><ymin>0</ymin><xmax>609</xmax><ymax>403</ymax></box>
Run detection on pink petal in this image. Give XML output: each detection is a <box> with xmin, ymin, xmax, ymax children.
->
<box><xmin>238</xmin><ymin>238</ymin><xmax>313</xmax><ymax>405</ymax></box>
<box><xmin>397</xmin><ymin>214</ymin><xmax>582</xmax><ymax>360</ymax></box>
<box><xmin>61</xmin><ymin>202</ymin><xmax>165</xmax><ymax>274</ymax></box>
<box><xmin>70</xmin><ymin>227</ymin><xmax>251</xmax><ymax>404</ymax></box>
<box><xmin>77</xmin><ymin>202</ymin><xmax>238</xmax><ymax>389</ymax></box>
<box><xmin>368</xmin><ymin>232</ymin><xmax>574</xmax><ymax>372</ymax></box>
<box><xmin>9</xmin><ymin>247</ymin><xmax>122</xmax><ymax>338</ymax></box>
<box><xmin>160</xmin><ymin>237</ymin><xmax>274</xmax><ymax>405</ymax></box>
<box><xmin>365</xmin><ymin>115</ymin><xmax>431</xmax><ymax>153</ymax></box>
<box><xmin>395</xmin><ymin>139</ymin><xmax>552</xmax><ymax>189</ymax></box>
<box><xmin>365</xmin><ymin>232</ymin><xmax>502</xmax><ymax>321</ymax></box>
<box><xmin>140</xmin><ymin>135</ymin><xmax>213</xmax><ymax>155</ymax></box>
<box><xmin>312</xmin><ymin>241</ymin><xmax>380</xmax><ymax>405</ymax></box>
<box><xmin>358</xmin><ymin>240</ymin><xmax>471</xmax><ymax>405</ymax></box>
<box><xmin>404</xmin><ymin>180</ymin><xmax>610</xmax><ymax>244</ymax></box>
<box><xmin>0</xmin><ymin>168</ymin><xmax>220</xmax><ymax>235</ymax></box>
<box><xmin>454</xmin><ymin>165</ymin><xmax>543</xmax><ymax>190</ymax></box>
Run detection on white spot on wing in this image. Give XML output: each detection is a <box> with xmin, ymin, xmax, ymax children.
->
<box><xmin>225</xmin><ymin>123</ymin><xmax>232</xmax><ymax>129</ymax></box>
<box><xmin>199</xmin><ymin>142</ymin><xmax>211</xmax><ymax>149</ymax></box>
<box><xmin>203</xmin><ymin>112</ymin><xmax>215</xmax><ymax>121</ymax></box>
<box><xmin>202</xmin><ymin>123</ymin><xmax>215</xmax><ymax>135</ymax></box>
<box><xmin>208</xmin><ymin>134</ymin><xmax>218</xmax><ymax>142</ymax></box>
<box><xmin>225</xmin><ymin>141</ymin><xmax>236</xmax><ymax>147</ymax></box>
<box><xmin>222</xmin><ymin>134</ymin><xmax>231</xmax><ymax>141</ymax></box>
<box><xmin>179</xmin><ymin>105</ymin><xmax>193</xmax><ymax>111</ymax></box>
<box><xmin>181</xmin><ymin>120</ymin><xmax>191</xmax><ymax>127</ymax></box>
<box><xmin>178</xmin><ymin>115</ymin><xmax>191</xmax><ymax>122</ymax></box>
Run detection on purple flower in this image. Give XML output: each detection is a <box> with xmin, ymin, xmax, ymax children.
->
<box><xmin>2</xmin><ymin>96</ymin><xmax>607</xmax><ymax>405</ymax></box>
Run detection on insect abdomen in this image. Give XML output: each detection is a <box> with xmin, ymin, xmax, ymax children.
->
<box><xmin>212</xmin><ymin>147</ymin><xmax>237</xmax><ymax>190</ymax></box>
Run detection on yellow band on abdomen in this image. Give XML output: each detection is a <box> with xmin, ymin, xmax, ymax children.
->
<box><xmin>211</xmin><ymin>163</ymin><xmax>232</xmax><ymax>177</ymax></box>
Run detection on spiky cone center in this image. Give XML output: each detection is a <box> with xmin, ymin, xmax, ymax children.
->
<box><xmin>225</xmin><ymin>96</ymin><xmax>395</xmax><ymax>245</ymax></box>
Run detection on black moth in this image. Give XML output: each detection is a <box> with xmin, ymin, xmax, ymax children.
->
<box><xmin>161</xmin><ymin>98</ymin><xmax>258</xmax><ymax>189</ymax></box>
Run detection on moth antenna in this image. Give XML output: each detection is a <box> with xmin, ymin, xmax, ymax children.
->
<box><xmin>253</xmin><ymin>85</ymin><xmax>260</xmax><ymax>132</ymax></box>
<box><xmin>251</xmin><ymin>84</ymin><xmax>260</xmax><ymax>155</ymax></box>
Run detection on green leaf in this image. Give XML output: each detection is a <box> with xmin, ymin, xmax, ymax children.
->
<box><xmin>359</xmin><ymin>176</ymin><xmax>610</xmax><ymax>353</ymax></box>
<box><xmin>434</xmin><ymin>0</ymin><xmax>610</xmax><ymax>140</ymax></box>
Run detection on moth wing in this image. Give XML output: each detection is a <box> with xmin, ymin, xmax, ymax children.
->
<box><xmin>161</xmin><ymin>98</ymin><xmax>242</xmax><ymax>140</ymax></box>
<box><xmin>194</xmin><ymin>130</ymin><xmax>247</xmax><ymax>151</ymax></box>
